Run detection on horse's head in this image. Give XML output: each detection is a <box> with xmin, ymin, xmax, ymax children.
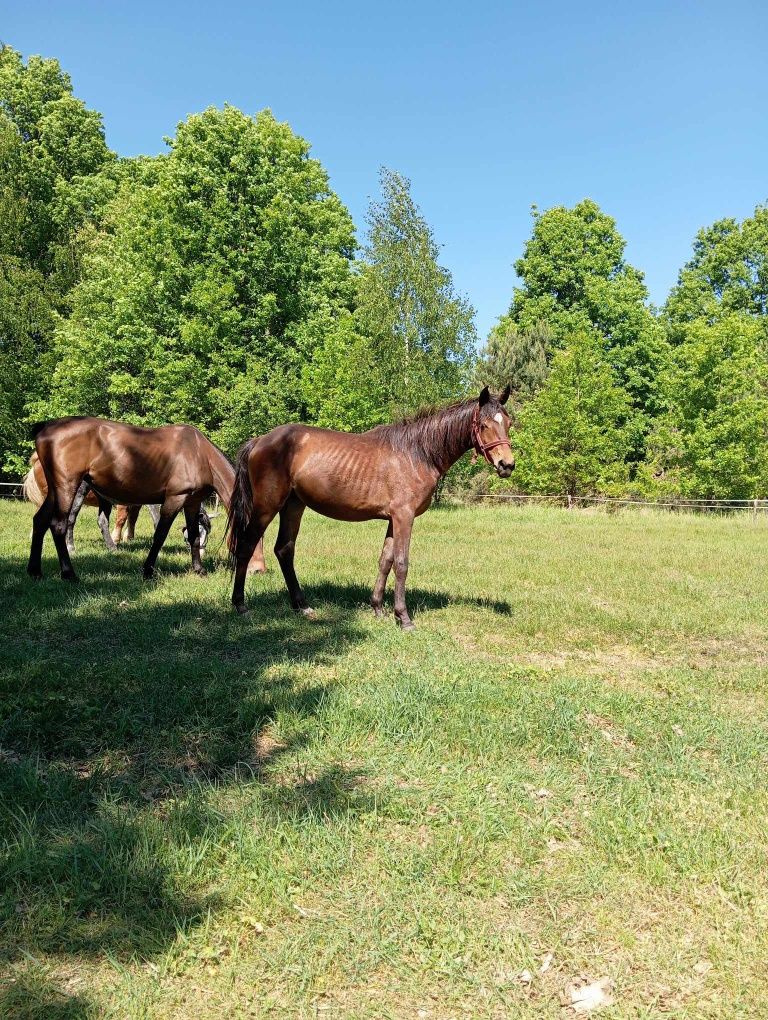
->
<box><xmin>182</xmin><ymin>507</ymin><xmax>213</xmax><ymax>549</ymax></box>
<box><xmin>472</xmin><ymin>385</ymin><xmax>515</xmax><ymax>478</ymax></box>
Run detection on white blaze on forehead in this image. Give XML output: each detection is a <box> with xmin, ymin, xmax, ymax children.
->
<box><xmin>493</xmin><ymin>412</ymin><xmax>504</xmax><ymax>424</ymax></box>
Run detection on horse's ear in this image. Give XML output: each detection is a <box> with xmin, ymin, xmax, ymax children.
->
<box><xmin>479</xmin><ymin>386</ymin><xmax>490</xmax><ymax>406</ymax></box>
<box><xmin>499</xmin><ymin>385</ymin><xmax>511</xmax><ymax>405</ymax></box>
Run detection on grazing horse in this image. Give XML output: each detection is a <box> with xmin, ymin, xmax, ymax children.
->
<box><xmin>227</xmin><ymin>386</ymin><xmax>513</xmax><ymax>628</ymax></box>
<box><xmin>27</xmin><ymin>416</ymin><xmax>266</xmax><ymax>582</ymax></box>
<box><xmin>23</xmin><ymin>452</ymin><xmax>155</xmax><ymax>554</ymax></box>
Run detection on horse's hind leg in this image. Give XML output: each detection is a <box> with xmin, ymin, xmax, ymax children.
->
<box><xmin>371</xmin><ymin>521</ymin><xmax>394</xmax><ymax>618</ymax></box>
<box><xmin>142</xmin><ymin>497</ymin><xmax>185</xmax><ymax>580</ymax></box>
<box><xmin>232</xmin><ymin>510</ymin><xmax>277</xmax><ymax>615</ymax></box>
<box><xmin>49</xmin><ymin>481</ymin><xmax>84</xmax><ymax>581</ymax></box>
<box><xmin>97</xmin><ymin>500</ymin><xmax>117</xmax><ymax>552</ymax></box>
<box><xmin>274</xmin><ymin>495</ymin><xmax>312</xmax><ymax>616</ymax></box>
<box><xmin>28</xmin><ymin>495</ymin><xmax>54</xmax><ymax>579</ymax></box>
<box><xmin>183</xmin><ymin>500</ymin><xmax>206</xmax><ymax>575</ymax></box>
<box><xmin>65</xmin><ymin>478</ymin><xmax>91</xmax><ymax>555</ymax></box>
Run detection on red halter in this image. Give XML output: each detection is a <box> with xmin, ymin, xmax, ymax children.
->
<box><xmin>471</xmin><ymin>404</ymin><xmax>509</xmax><ymax>464</ymax></box>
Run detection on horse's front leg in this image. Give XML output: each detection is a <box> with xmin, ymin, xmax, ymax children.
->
<box><xmin>274</xmin><ymin>495</ymin><xmax>312</xmax><ymax>615</ymax></box>
<box><xmin>142</xmin><ymin>497</ymin><xmax>185</xmax><ymax>579</ymax></box>
<box><xmin>111</xmin><ymin>505</ymin><xmax>129</xmax><ymax>545</ymax></box>
<box><xmin>392</xmin><ymin>511</ymin><xmax>415</xmax><ymax>631</ymax></box>
<box><xmin>183</xmin><ymin>500</ymin><xmax>206</xmax><ymax>575</ymax></box>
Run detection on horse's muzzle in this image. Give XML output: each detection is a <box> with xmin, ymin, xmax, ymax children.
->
<box><xmin>496</xmin><ymin>459</ymin><xmax>515</xmax><ymax>478</ymax></box>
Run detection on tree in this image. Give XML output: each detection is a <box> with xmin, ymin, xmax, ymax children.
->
<box><xmin>0</xmin><ymin>45</ymin><xmax>113</xmax><ymax>474</ymax></box>
<box><xmin>506</xmin><ymin>200</ymin><xmax>668</xmax><ymax>423</ymax></box>
<box><xmin>652</xmin><ymin>207</ymin><xmax>768</xmax><ymax>499</ymax></box>
<box><xmin>664</xmin><ymin>205</ymin><xmax>768</xmax><ymax>338</ymax></box>
<box><xmin>475</xmin><ymin>319</ymin><xmax>550</xmax><ymax>404</ymax></box>
<box><xmin>43</xmin><ymin>106</ymin><xmax>356</xmax><ymax>453</ymax></box>
<box><xmin>353</xmin><ymin>168</ymin><xmax>476</xmax><ymax>417</ymax></box>
<box><xmin>515</xmin><ymin>332</ymin><xmax>635</xmax><ymax>496</ymax></box>
<box><xmin>644</xmin><ymin>314</ymin><xmax>768</xmax><ymax>499</ymax></box>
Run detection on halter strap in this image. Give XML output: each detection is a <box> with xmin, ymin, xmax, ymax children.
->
<box><xmin>471</xmin><ymin>405</ymin><xmax>509</xmax><ymax>464</ymax></box>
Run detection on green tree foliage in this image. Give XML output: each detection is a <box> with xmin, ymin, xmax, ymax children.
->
<box><xmin>507</xmin><ymin>200</ymin><xmax>668</xmax><ymax>420</ymax></box>
<box><xmin>0</xmin><ymin>45</ymin><xmax>113</xmax><ymax>474</ymax></box>
<box><xmin>515</xmin><ymin>332</ymin><xmax>635</xmax><ymax>496</ymax></box>
<box><xmin>645</xmin><ymin>318</ymin><xmax>768</xmax><ymax>500</ymax></box>
<box><xmin>664</xmin><ymin>206</ymin><xmax>768</xmax><ymax>335</ymax></box>
<box><xmin>353</xmin><ymin>168</ymin><xmax>477</xmax><ymax>417</ymax></box>
<box><xmin>44</xmin><ymin>106</ymin><xmax>356</xmax><ymax>452</ymax></box>
<box><xmin>475</xmin><ymin>319</ymin><xmax>551</xmax><ymax>404</ymax></box>
<box><xmin>653</xmin><ymin>208</ymin><xmax>768</xmax><ymax>498</ymax></box>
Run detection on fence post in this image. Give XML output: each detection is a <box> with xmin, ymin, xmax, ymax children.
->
<box><xmin>567</xmin><ymin>494</ymin><xmax>573</xmax><ymax>510</ymax></box>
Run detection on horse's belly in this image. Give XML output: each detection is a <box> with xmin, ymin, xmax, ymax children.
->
<box><xmin>296</xmin><ymin>486</ymin><xmax>385</xmax><ymax>522</ymax></box>
<box><xmin>88</xmin><ymin>470</ymin><xmax>165</xmax><ymax>506</ymax></box>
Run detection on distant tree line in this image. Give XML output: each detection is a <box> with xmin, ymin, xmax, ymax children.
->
<box><xmin>2</xmin><ymin>45</ymin><xmax>766</xmax><ymax>500</ymax></box>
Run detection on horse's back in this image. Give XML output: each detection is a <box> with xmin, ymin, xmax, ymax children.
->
<box><xmin>35</xmin><ymin>416</ymin><xmax>213</xmax><ymax>505</ymax></box>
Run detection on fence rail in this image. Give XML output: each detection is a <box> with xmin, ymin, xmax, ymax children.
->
<box><xmin>477</xmin><ymin>492</ymin><xmax>768</xmax><ymax>513</ymax></box>
<box><xmin>3</xmin><ymin>477</ymin><xmax>767</xmax><ymax>515</ymax></box>
<box><xmin>0</xmin><ymin>481</ymin><xmax>24</xmax><ymax>499</ymax></box>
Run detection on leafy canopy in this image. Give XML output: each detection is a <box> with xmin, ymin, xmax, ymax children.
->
<box><xmin>508</xmin><ymin>199</ymin><xmax>668</xmax><ymax>419</ymax></box>
<box><xmin>515</xmin><ymin>331</ymin><xmax>635</xmax><ymax>496</ymax></box>
<box><xmin>43</xmin><ymin>106</ymin><xmax>356</xmax><ymax>453</ymax></box>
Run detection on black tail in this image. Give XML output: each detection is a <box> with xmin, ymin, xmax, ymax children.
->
<box><xmin>226</xmin><ymin>440</ymin><xmax>256</xmax><ymax>572</ymax></box>
<box><xmin>30</xmin><ymin>420</ymin><xmax>51</xmax><ymax>440</ymax></box>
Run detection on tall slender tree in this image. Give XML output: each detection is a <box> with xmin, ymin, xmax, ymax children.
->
<box><xmin>0</xmin><ymin>45</ymin><xmax>113</xmax><ymax>474</ymax></box>
<box><xmin>353</xmin><ymin>168</ymin><xmax>476</xmax><ymax>416</ymax></box>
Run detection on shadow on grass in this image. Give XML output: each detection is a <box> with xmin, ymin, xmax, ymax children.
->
<box><xmin>0</xmin><ymin>969</ymin><xmax>96</xmax><ymax>1020</ymax></box>
<box><xmin>0</xmin><ymin>543</ymin><xmax>374</xmax><ymax>974</ymax></box>
<box><xmin>302</xmin><ymin>578</ymin><xmax>512</xmax><ymax>619</ymax></box>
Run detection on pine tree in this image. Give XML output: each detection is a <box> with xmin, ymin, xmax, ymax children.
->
<box><xmin>515</xmin><ymin>332</ymin><xmax>635</xmax><ymax>496</ymax></box>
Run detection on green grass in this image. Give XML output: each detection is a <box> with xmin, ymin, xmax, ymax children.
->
<box><xmin>1</xmin><ymin>499</ymin><xmax>768</xmax><ymax>1018</ymax></box>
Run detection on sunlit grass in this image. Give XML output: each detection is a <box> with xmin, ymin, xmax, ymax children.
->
<box><xmin>1</xmin><ymin>500</ymin><xmax>767</xmax><ymax>1018</ymax></box>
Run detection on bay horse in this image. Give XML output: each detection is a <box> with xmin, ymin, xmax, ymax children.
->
<box><xmin>227</xmin><ymin>386</ymin><xmax>513</xmax><ymax>628</ymax></box>
<box><xmin>23</xmin><ymin>452</ymin><xmax>157</xmax><ymax>554</ymax></box>
<box><xmin>27</xmin><ymin>416</ymin><xmax>266</xmax><ymax>582</ymax></box>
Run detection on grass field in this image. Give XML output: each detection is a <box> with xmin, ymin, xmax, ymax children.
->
<box><xmin>1</xmin><ymin>499</ymin><xmax>768</xmax><ymax>1019</ymax></box>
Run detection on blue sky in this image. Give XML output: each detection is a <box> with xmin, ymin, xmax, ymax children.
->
<box><xmin>4</xmin><ymin>0</ymin><xmax>767</xmax><ymax>340</ymax></box>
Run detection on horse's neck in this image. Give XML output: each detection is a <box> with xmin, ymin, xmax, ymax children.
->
<box><xmin>432</xmin><ymin>405</ymin><xmax>474</xmax><ymax>477</ymax></box>
<box><xmin>207</xmin><ymin>445</ymin><xmax>236</xmax><ymax>504</ymax></box>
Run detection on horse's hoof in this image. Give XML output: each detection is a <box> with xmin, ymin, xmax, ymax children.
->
<box><xmin>27</xmin><ymin>570</ymin><xmax>42</xmax><ymax>581</ymax></box>
<box><xmin>61</xmin><ymin>572</ymin><xmax>80</xmax><ymax>583</ymax></box>
<box><xmin>194</xmin><ymin>567</ymin><xmax>207</xmax><ymax>577</ymax></box>
<box><xmin>372</xmin><ymin>606</ymin><xmax>385</xmax><ymax>619</ymax></box>
<box><xmin>247</xmin><ymin>565</ymin><xmax>267</xmax><ymax>575</ymax></box>
<box><xmin>142</xmin><ymin>570</ymin><xmax>155</xmax><ymax>581</ymax></box>
<box><xmin>234</xmin><ymin>604</ymin><xmax>250</xmax><ymax>616</ymax></box>
<box><xmin>399</xmin><ymin>620</ymin><xmax>415</xmax><ymax>632</ymax></box>
<box><xmin>297</xmin><ymin>606</ymin><xmax>316</xmax><ymax>618</ymax></box>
